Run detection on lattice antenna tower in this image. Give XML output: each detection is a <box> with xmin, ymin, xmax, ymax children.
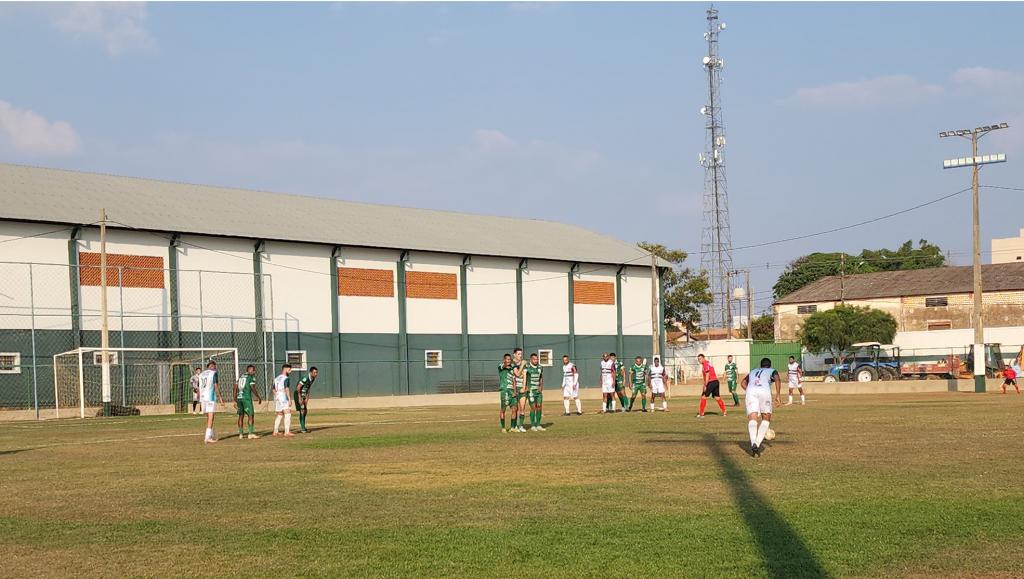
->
<box><xmin>698</xmin><ymin>5</ymin><xmax>735</xmax><ymax>333</ymax></box>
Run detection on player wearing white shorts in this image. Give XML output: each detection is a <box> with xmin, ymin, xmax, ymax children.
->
<box><xmin>198</xmin><ymin>361</ymin><xmax>222</xmax><ymax>444</ymax></box>
<box><xmin>190</xmin><ymin>367</ymin><xmax>201</xmax><ymax>414</ymax></box>
<box><xmin>599</xmin><ymin>353</ymin><xmax>616</xmax><ymax>413</ymax></box>
<box><xmin>741</xmin><ymin>357</ymin><xmax>782</xmax><ymax>458</ymax></box>
<box><xmin>787</xmin><ymin>356</ymin><xmax>805</xmax><ymax>405</ymax></box>
<box><xmin>649</xmin><ymin>356</ymin><xmax>668</xmax><ymax>411</ymax></box>
<box><xmin>561</xmin><ymin>355</ymin><xmax>582</xmax><ymax>416</ymax></box>
<box><xmin>272</xmin><ymin>363</ymin><xmax>295</xmax><ymax>437</ymax></box>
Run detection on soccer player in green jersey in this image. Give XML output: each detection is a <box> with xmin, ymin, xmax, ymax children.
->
<box><xmin>611</xmin><ymin>353</ymin><xmax>628</xmax><ymax>412</ymax></box>
<box><xmin>498</xmin><ymin>354</ymin><xmax>518</xmax><ymax>432</ymax></box>
<box><xmin>525</xmin><ymin>353</ymin><xmax>546</xmax><ymax>432</ymax></box>
<box><xmin>513</xmin><ymin>348</ymin><xmax>529</xmax><ymax>432</ymax></box>
<box><xmin>294</xmin><ymin>366</ymin><xmax>318</xmax><ymax>433</ymax></box>
<box><xmin>724</xmin><ymin>355</ymin><xmax>740</xmax><ymax>406</ymax></box>
<box><xmin>233</xmin><ymin>364</ymin><xmax>263</xmax><ymax>439</ymax></box>
<box><xmin>628</xmin><ymin>356</ymin><xmax>650</xmax><ymax>412</ymax></box>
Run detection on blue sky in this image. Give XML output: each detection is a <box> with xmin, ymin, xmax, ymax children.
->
<box><xmin>2</xmin><ymin>2</ymin><xmax>1023</xmax><ymax>313</ymax></box>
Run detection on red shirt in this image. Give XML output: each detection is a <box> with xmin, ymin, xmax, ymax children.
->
<box><xmin>701</xmin><ymin>359</ymin><xmax>717</xmax><ymax>381</ymax></box>
<box><xmin>1006</xmin><ymin>366</ymin><xmax>1017</xmax><ymax>380</ymax></box>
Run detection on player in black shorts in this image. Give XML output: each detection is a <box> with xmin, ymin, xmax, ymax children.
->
<box><xmin>697</xmin><ymin>353</ymin><xmax>728</xmax><ymax>418</ymax></box>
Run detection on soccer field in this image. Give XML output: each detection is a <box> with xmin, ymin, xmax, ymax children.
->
<box><xmin>2</xmin><ymin>393</ymin><xmax>1024</xmax><ymax>578</ymax></box>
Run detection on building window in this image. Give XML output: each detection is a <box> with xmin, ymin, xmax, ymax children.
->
<box><xmin>286</xmin><ymin>351</ymin><xmax>307</xmax><ymax>370</ymax></box>
<box><xmin>927</xmin><ymin>322</ymin><xmax>952</xmax><ymax>331</ymax></box>
<box><xmin>925</xmin><ymin>297</ymin><xmax>949</xmax><ymax>308</ymax></box>
<box><xmin>425</xmin><ymin>350</ymin><xmax>443</xmax><ymax>369</ymax></box>
<box><xmin>537</xmin><ymin>349</ymin><xmax>554</xmax><ymax>367</ymax></box>
<box><xmin>0</xmin><ymin>353</ymin><xmax>21</xmax><ymax>374</ymax></box>
<box><xmin>797</xmin><ymin>305</ymin><xmax>817</xmax><ymax>315</ymax></box>
<box><xmin>92</xmin><ymin>351</ymin><xmax>119</xmax><ymax>366</ymax></box>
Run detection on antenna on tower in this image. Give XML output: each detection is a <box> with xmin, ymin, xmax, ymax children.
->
<box><xmin>698</xmin><ymin>4</ymin><xmax>735</xmax><ymax>336</ymax></box>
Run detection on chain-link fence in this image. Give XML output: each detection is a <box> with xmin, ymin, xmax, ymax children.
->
<box><xmin>0</xmin><ymin>262</ymin><xmax>276</xmax><ymax>416</ymax></box>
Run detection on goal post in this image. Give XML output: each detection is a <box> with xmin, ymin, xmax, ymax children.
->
<box><xmin>53</xmin><ymin>347</ymin><xmax>239</xmax><ymax>419</ymax></box>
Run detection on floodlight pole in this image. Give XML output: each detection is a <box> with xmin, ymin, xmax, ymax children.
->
<box><xmin>100</xmin><ymin>208</ymin><xmax>112</xmax><ymax>416</ymax></box>
<box><xmin>940</xmin><ymin>123</ymin><xmax>1010</xmax><ymax>393</ymax></box>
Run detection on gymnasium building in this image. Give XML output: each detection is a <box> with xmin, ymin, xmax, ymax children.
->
<box><xmin>0</xmin><ymin>163</ymin><xmax>666</xmax><ymax>411</ymax></box>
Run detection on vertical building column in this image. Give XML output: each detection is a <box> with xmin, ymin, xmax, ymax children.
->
<box><xmin>253</xmin><ymin>240</ymin><xmax>265</xmax><ymax>334</ymax></box>
<box><xmin>68</xmin><ymin>228</ymin><xmax>82</xmax><ymax>349</ymax></box>
<box><xmin>568</xmin><ymin>263</ymin><xmax>578</xmax><ymax>360</ymax></box>
<box><xmin>168</xmin><ymin>234</ymin><xmax>181</xmax><ymax>348</ymax></box>
<box><xmin>461</xmin><ymin>255</ymin><xmax>471</xmax><ymax>385</ymax></box>
<box><xmin>397</xmin><ymin>251</ymin><xmax>410</xmax><ymax>395</ymax></box>
<box><xmin>616</xmin><ymin>265</ymin><xmax>624</xmax><ymax>356</ymax></box>
<box><xmin>330</xmin><ymin>247</ymin><xmax>342</xmax><ymax>397</ymax></box>
<box><xmin>658</xmin><ymin>268</ymin><xmax>666</xmax><ymax>358</ymax></box>
<box><xmin>516</xmin><ymin>259</ymin><xmax>527</xmax><ymax>350</ymax></box>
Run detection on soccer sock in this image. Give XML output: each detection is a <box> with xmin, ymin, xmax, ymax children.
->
<box><xmin>205</xmin><ymin>427</ymin><xmax>213</xmax><ymax>441</ymax></box>
<box><xmin>748</xmin><ymin>420</ymin><xmax>758</xmax><ymax>445</ymax></box>
<box><xmin>300</xmin><ymin>413</ymin><xmax>306</xmax><ymax>430</ymax></box>
<box><xmin>732</xmin><ymin>392</ymin><xmax>739</xmax><ymax>405</ymax></box>
<box><xmin>717</xmin><ymin>398</ymin><xmax>727</xmax><ymax>414</ymax></box>
<box><xmin>699</xmin><ymin>398</ymin><xmax>707</xmax><ymax>416</ymax></box>
<box><xmin>238</xmin><ymin>426</ymin><xmax>244</xmax><ymax>434</ymax></box>
<box><xmin>248</xmin><ymin>422</ymin><xmax>255</xmax><ymax>434</ymax></box>
<box><xmin>564</xmin><ymin>399</ymin><xmax>570</xmax><ymax>414</ymax></box>
<box><xmin>530</xmin><ymin>410</ymin><xmax>536</xmax><ymax>427</ymax></box>
<box><xmin>611</xmin><ymin>398</ymin><xmax>617</xmax><ymax>411</ymax></box>
<box><xmin>755</xmin><ymin>421</ymin><xmax>771</xmax><ymax>446</ymax></box>
<box><xmin>501</xmin><ymin>417</ymin><xmax>506</xmax><ymax>429</ymax></box>
<box><xmin>284</xmin><ymin>413</ymin><xmax>292</xmax><ymax>433</ymax></box>
<box><xmin>800</xmin><ymin>394</ymin><xmax>806</xmax><ymax>404</ymax></box>
<box><xmin>662</xmin><ymin>400</ymin><xmax>667</xmax><ymax>410</ymax></box>
<box><xmin>641</xmin><ymin>397</ymin><xmax>647</xmax><ymax>411</ymax></box>
<box><xmin>788</xmin><ymin>394</ymin><xmax>793</xmax><ymax>404</ymax></box>
<box><xmin>274</xmin><ymin>415</ymin><xmax>282</xmax><ymax>433</ymax></box>
<box><xmin>575</xmin><ymin>399</ymin><xmax>582</xmax><ymax>413</ymax></box>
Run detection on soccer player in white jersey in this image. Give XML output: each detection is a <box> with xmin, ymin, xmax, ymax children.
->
<box><xmin>561</xmin><ymin>355</ymin><xmax>582</xmax><ymax>416</ymax></box>
<box><xmin>741</xmin><ymin>357</ymin><xmax>782</xmax><ymax>457</ymax></box>
<box><xmin>649</xmin><ymin>355</ymin><xmax>669</xmax><ymax>411</ymax></box>
<box><xmin>198</xmin><ymin>360</ymin><xmax>222</xmax><ymax>444</ymax></box>
<box><xmin>272</xmin><ymin>363</ymin><xmax>295</xmax><ymax>437</ymax></box>
<box><xmin>786</xmin><ymin>356</ymin><xmax>806</xmax><ymax>405</ymax></box>
<box><xmin>599</xmin><ymin>352</ymin><xmax>616</xmax><ymax>413</ymax></box>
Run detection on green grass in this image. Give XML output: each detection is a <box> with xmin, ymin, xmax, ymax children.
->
<box><xmin>2</xmin><ymin>393</ymin><xmax>1024</xmax><ymax>577</ymax></box>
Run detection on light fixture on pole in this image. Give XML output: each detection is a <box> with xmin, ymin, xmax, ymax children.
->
<box><xmin>939</xmin><ymin>122</ymin><xmax>1009</xmax><ymax>393</ymax></box>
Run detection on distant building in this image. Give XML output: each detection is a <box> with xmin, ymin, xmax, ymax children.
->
<box><xmin>772</xmin><ymin>263</ymin><xmax>1024</xmax><ymax>341</ymax></box>
<box><xmin>992</xmin><ymin>228</ymin><xmax>1024</xmax><ymax>264</ymax></box>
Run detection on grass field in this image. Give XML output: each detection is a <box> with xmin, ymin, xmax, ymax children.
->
<box><xmin>2</xmin><ymin>392</ymin><xmax>1024</xmax><ymax>578</ymax></box>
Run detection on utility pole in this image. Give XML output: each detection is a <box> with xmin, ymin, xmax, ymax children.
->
<box><xmin>745</xmin><ymin>269</ymin><xmax>752</xmax><ymax>340</ymax></box>
<box><xmin>840</xmin><ymin>253</ymin><xmax>845</xmax><ymax>305</ymax></box>
<box><xmin>650</xmin><ymin>252</ymin><xmax>660</xmax><ymax>358</ymax></box>
<box><xmin>99</xmin><ymin>208</ymin><xmax>112</xmax><ymax>416</ymax></box>
<box><xmin>940</xmin><ymin>123</ymin><xmax>1009</xmax><ymax>393</ymax></box>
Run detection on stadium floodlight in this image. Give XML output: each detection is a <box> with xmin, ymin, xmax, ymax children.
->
<box><xmin>937</xmin><ymin>121</ymin><xmax>1010</xmax><ymax>393</ymax></box>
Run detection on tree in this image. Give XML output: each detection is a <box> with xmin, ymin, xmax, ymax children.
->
<box><xmin>748</xmin><ymin>314</ymin><xmax>775</xmax><ymax>341</ymax></box>
<box><xmin>639</xmin><ymin>242</ymin><xmax>712</xmax><ymax>334</ymax></box>
<box><xmin>773</xmin><ymin>239</ymin><xmax>945</xmax><ymax>299</ymax></box>
<box><xmin>797</xmin><ymin>305</ymin><xmax>898</xmax><ymax>360</ymax></box>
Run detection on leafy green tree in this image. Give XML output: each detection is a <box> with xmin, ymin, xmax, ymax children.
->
<box><xmin>639</xmin><ymin>242</ymin><xmax>712</xmax><ymax>334</ymax></box>
<box><xmin>797</xmin><ymin>305</ymin><xmax>898</xmax><ymax>360</ymax></box>
<box><xmin>773</xmin><ymin>240</ymin><xmax>945</xmax><ymax>299</ymax></box>
<box><xmin>748</xmin><ymin>314</ymin><xmax>775</xmax><ymax>341</ymax></box>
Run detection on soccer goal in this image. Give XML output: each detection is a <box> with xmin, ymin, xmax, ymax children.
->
<box><xmin>52</xmin><ymin>347</ymin><xmax>239</xmax><ymax>419</ymax></box>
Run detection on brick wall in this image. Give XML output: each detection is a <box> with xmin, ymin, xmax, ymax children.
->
<box><xmin>338</xmin><ymin>267</ymin><xmax>394</xmax><ymax>297</ymax></box>
<box><xmin>406</xmin><ymin>271</ymin><xmax>457</xmax><ymax>300</ymax></box>
<box><xmin>79</xmin><ymin>252</ymin><xmax>164</xmax><ymax>289</ymax></box>
<box><xmin>573</xmin><ymin>280</ymin><xmax>615</xmax><ymax>305</ymax></box>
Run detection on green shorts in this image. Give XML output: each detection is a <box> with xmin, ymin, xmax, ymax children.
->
<box><xmin>500</xmin><ymin>389</ymin><xmax>517</xmax><ymax>409</ymax></box>
<box><xmin>615</xmin><ymin>382</ymin><xmax>625</xmax><ymax>393</ymax></box>
<box><xmin>727</xmin><ymin>380</ymin><xmax>737</xmax><ymax>392</ymax></box>
<box><xmin>294</xmin><ymin>397</ymin><xmax>306</xmax><ymax>412</ymax></box>
<box><xmin>632</xmin><ymin>384</ymin><xmax>647</xmax><ymax>394</ymax></box>
<box><xmin>527</xmin><ymin>390</ymin><xmax>543</xmax><ymax>405</ymax></box>
<box><xmin>236</xmin><ymin>398</ymin><xmax>254</xmax><ymax>417</ymax></box>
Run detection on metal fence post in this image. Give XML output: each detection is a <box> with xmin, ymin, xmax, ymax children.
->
<box><xmin>29</xmin><ymin>264</ymin><xmax>39</xmax><ymax>420</ymax></box>
<box><xmin>198</xmin><ymin>271</ymin><xmax>205</xmax><ymax>355</ymax></box>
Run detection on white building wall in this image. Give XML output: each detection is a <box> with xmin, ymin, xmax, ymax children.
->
<box><xmin>176</xmin><ymin>235</ymin><xmax>257</xmax><ymax>332</ymax></box>
<box><xmin>992</xmin><ymin>228</ymin><xmax>1024</xmax><ymax>264</ymax></box>
<box><xmin>0</xmin><ymin>222</ymin><xmax>72</xmax><ymax>330</ymax></box>
<box><xmin>573</xmin><ymin>264</ymin><xmax>617</xmax><ymax>336</ymax></box>
<box><xmin>77</xmin><ymin>229</ymin><xmax>170</xmax><ymax>332</ymax></box>
<box><xmin>405</xmin><ymin>252</ymin><xmax>461</xmax><ymax>335</ymax></box>
<box><xmin>467</xmin><ymin>256</ymin><xmax>517</xmax><ymax>335</ymax></box>
<box><xmin>337</xmin><ymin>247</ymin><xmax>399</xmax><ymax>334</ymax></box>
<box><xmin>261</xmin><ymin>241</ymin><xmax>332</xmax><ymax>334</ymax></box>
<box><xmin>621</xmin><ymin>266</ymin><xmax>654</xmax><ymax>336</ymax></box>
<box><xmin>522</xmin><ymin>260</ymin><xmax>568</xmax><ymax>335</ymax></box>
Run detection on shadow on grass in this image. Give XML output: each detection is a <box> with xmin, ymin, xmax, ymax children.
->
<box><xmin>702</xmin><ymin>433</ymin><xmax>828</xmax><ymax>578</ymax></box>
<box><xmin>0</xmin><ymin>448</ymin><xmax>32</xmax><ymax>456</ymax></box>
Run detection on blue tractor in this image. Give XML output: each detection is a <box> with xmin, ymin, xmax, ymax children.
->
<box><xmin>823</xmin><ymin>342</ymin><xmax>902</xmax><ymax>383</ymax></box>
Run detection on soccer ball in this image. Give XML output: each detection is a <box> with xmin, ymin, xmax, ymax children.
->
<box><xmin>764</xmin><ymin>428</ymin><xmax>776</xmax><ymax>441</ymax></box>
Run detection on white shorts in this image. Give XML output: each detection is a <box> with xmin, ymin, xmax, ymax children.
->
<box><xmin>562</xmin><ymin>382</ymin><xmax>579</xmax><ymax>398</ymax></box>
<box><xmin>601</xmin><ymin>376</ymin><xmax>615</xmax><ymax>394</ymax></box>
<box><xmin>745</xmin><ymin>389</ymin><xmax>773</xmax><ymax>416</ymax></box>
<box><xmin>651</xmin><ymin>380</ymin><xmax>666</xmax><ymax>395</ymax></box>
<box><xmin>788</xmin><ymin>378</ymin><xmax>802</xmax><ymax>389</ymax></box>
<box><xmin>201</xmin><ymin>400</ymin><xmax>216</xmax><ymax>414</ymax></box>
<box><xmin>275</xmin><ymin>397</ymin><xmax>291</xmax><ymax>413</ymax></box>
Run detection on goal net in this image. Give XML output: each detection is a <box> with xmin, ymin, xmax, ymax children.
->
<box><xmin>53</xmin><ymin>347</ymin><xmax>239</xmax><ymax>419</ymax></box>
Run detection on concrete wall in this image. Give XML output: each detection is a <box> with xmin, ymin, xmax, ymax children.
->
<box><xmin>992</xmin><ymin>228</ymin><xmax>1024</xmax><ymax>264</ymax></box>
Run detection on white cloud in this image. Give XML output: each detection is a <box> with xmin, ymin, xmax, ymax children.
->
<box><xmin>0</xmin><ymin>100</ymin><xmax>80</xmax><ymax>155</ymax></box>
<box><xmin>52</xmin><ymin>2</ymin><xmax>154</xmax><ymax>55</ymax></box>
<box><xmin>951</xmin><ymin>67</ymin><xmax>1024</xmax><ymax>92</ymax></box>
<box><xmin>789</xmin><ymin>74</ymin><xmax>943</xmax><ymax>108</ymax></box>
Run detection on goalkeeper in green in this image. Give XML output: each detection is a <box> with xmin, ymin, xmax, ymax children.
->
<box><xmin>234</xmin><ymin>364</ymin><xmax>263</xmax><ymax>439</ymax></box>
<box><xmin>725</xmin><ymin>355</ymin><xmax>739</xmax><ymax>406</ymax></box>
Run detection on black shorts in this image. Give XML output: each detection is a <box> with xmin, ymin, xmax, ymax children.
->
<box><xmin>1005</xmin><ymin>378</ymin><xmax>1017</xmax><ymax>386</ymax></box>
<box><xmin>703</xmin><ymin>380</ymin><xmax>721</xmax><ymax>398</ymax></box>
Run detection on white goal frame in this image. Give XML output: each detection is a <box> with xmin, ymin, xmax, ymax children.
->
<box><xmin>53</xmin><ymin>347</ymin><xmax>239</xmax><ymax>419</ymax></box>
